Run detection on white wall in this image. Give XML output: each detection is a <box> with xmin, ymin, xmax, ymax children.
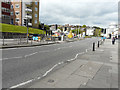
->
<box><xmin>86</xmin><ymin>28</ymin><xmax>94</xmax><ymax>36</ymax></box>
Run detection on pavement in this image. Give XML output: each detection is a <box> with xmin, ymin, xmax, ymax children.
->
<box><xmin>0</xmin><ymin>39</ymin><xmax>78</xmax><ymax>49</ymax></box>
<box><xmin>26</xmin><ymin>39</ymin><xmax>118</xmax><ymax>88</ymax></box>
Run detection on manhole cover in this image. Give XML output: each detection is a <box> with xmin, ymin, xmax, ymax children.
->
<box><xmin>48</xmin><ymin>79</ymin><xmax>54</xmax><ymax>83</ymax></box>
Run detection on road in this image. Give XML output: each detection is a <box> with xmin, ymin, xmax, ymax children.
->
<box><xmin>2</xmin><ymin>37</ymin><xmax>100</xmax><ymax>88</ymax></box>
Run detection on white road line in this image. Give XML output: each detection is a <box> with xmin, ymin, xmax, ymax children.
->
<box><xmin>10</xmin><ymin>79</ymin><xmax>33</xmax><ymax>89</ymax></box>
<box><xmin>2</xmin><ymin>50</ymin><xmax>50</xmax><ymax>61</ymax></box>
<box><xmin>42</xmin><ymin>64</ymin><xmax>58</xmax><ymax>77</ymax></box>
<box><xmin>86</xmin><ymin>49</ymin><xmax>88</xmax><ymax>52</ymax></box>
<box><xmin>2</xmin><ymin>46</ymin><xmax>43</xmax><ymax>51</ymax></box>
<box><xmin>39</xmin><ymin>50</ymin><xmax>50</xmax><ymax>53</ymax></box>
<box><xmin>24</xmin><ymin>52</ymin><xmax>38</xmax><ymax>58</ymax></box>
<box><xmin>1</xmin><ymin>56</ymin><xmax>23</xmax><ymax>61</ymax></box>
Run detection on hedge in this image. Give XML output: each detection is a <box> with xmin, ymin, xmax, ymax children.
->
<box><xmin>0</xmin><ymin>23</ymin><xmax>46</xmax><ymax>34</ymax></box>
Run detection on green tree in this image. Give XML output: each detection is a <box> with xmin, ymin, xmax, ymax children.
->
<box><xmin>44</xmin><ymin>25</ymin><xmax>50</xmax><ymax>31</ymax></box>
<box><xmin>94</xmin><ymin>29</ymin><xmax>101</xmax><ymax>37</ymax></box>
<box><xmin>82</xmin><ymin>25</ymin><xmax>87</xmax><ymax>36</ymax></box>
<box><xmin>82</xmin><ymin>25</ymin><xmax>86</xmax><ymax>28</ymax></box>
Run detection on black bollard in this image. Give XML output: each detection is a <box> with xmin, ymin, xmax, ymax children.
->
<box><xmin>98</xmin><ymin>41</ymin><xmax>99</xmax><ymax>48</ymax></box>
<box><xmin>93</xmin><ymin>42</ymin><xmax>95</xmax><ymax>51</ymax></box>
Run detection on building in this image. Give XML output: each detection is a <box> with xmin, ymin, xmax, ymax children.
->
<box><xmin>86</xmin><ymin>27</ymin><xmax>94</xmax><ymax>36</ymax></box>
<box><xmin>10</xmin><ymin>0</ymin><xmax>39</xmax><ymax>28</ymax></box>
<box><xmin>105</xmin><ymin>23</ymin><xmax>118</xmax><ymax>38</ymax></box>
<box><xmin>1</xmin><ymin>0</ymin><xmax>11</xmax><ymax>24</ymax></box>
<box><xmin>10</xmin><ymin>1</ymin><xmax>22</xmax><ymax>25</ymax></box>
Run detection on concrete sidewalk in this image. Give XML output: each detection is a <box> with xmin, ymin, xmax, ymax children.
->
<box><xmin>0</xmin><ymin>39</ymin><xmax>77</xmax><ymax>49</ymax></box>
<box><xmin>26</xmin><ymin>39</ymin><xmax>118</xmax><ymax>88</ymax></box>
<box><xmin>0</xmin><ymin>40</ymin><xmax>68</xmax><ymax>49</ymax></box>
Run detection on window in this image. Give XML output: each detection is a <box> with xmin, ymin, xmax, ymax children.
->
<box><xmin>35</xmin><ymin>7</ymin><xmax>37</xmax><ymax>11</ymax></box>
<box><xmin>2</xmin><ymin>15</ymin><xmax>10</xmax><ymax>19</ymax></box>
<box><xmin>16</xmin><ymin>18</ymin><xmax>19</xmax><ymax>22</ymax></box>
<box><xmin>35</xmin><ymin>20</ymin><xmax>37</xmax><ymax>24</ymax></box>
<box><xmin>35</xmin><ymin>14</ymin><xmax>37</xmax><ymax>18</ymax></box>
<box><xmin>35</xmin><ymin>2</ymin><xmax>37</xmax><ymax>5</ymax></box>
<box><xmin>2</xmin><ymin>7</ymin><xmax>10</xmax><ymax>13</ymax></box>
<box><xmin>15</xmin><ymin>4</ymin><xmax>19</xmax><ymax>8</ymax></box>
<box><xmin>11</xmin><ymin>12</ymin><xmax>13</xmax><ymax>15</ymax></box>
<box><xmin>15</xmin><ymin>11</ymin><xmax>20</xmax><ymax>15</ymax></box>
<box><xmin>11</xmin><ymin>5</ymin><xmax>13</xmax><ymax>9</ymax></box>
<box><xmin>2</xmin><ymin>15</ymin><xmax>4</xmax><ymax>19</ymax></box>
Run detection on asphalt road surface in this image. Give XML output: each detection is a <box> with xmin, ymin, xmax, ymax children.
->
<box><xmin>2</xmin><ymin>37</ymin><xmax>100</xmax><ymax>88</ymax></box>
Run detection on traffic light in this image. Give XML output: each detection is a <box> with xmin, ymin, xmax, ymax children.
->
<box><xmin>46</xmin><ymin>30</ymin><xmax>47</xmax><ymax>36</ymax></box>
<box><xmin>55</xmin><ymin>24</ymin><xmax>57</xmax><ymax>30</ymax></box>
<box><xmin>65</xmin><ymin>27</ymin><xmax>67</xmax><ymax>31</ymax></box>
<box><xmin>24</xmin><ymin>19</ymin><xmax>28</xmax><ymax>26</ymax></box>
<box><xmin>41</xmin><ymin>23</ymin><xmax>44</xmax><ymax>30</ymax></box>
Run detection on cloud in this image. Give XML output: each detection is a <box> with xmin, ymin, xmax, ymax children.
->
<box><xmin>39</xmin><ymin>0</ymin><xmax>118</xmax><ymax>28</ymax></box>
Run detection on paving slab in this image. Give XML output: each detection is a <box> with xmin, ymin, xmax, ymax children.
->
<box><xmin>74</xmin><ymin>61</ymin><xmax>103</xmax><ymax>79</ymax></box>
<box><xmin>85</xmin><ymin>78</ymin><xmax>110</xmax><ymax>88</ymax></box>
<box><xmin>54</xmin><ymin>74</ymin><xmax>89</xmax><ymax>88</ymax></box>
<box><xmin>57</xmin><ymin>59</ymin><xmax>88</xmax><ymax>75</ymax></box>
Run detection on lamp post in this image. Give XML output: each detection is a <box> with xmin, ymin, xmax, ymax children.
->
<box><xmin>26</xmin><ymin>7</ymin><xmax>29</xmax><ymax>44</ymax></box>
<box><xmin>27</xmin><ymin>19</ymin><xmax>28</xmax><ymax>44</ymax></box>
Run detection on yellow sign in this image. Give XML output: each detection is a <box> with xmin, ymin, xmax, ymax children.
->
<box><xmin>38</xmin><ymin>37</ymin><xmax>41</xmax><ymax>40</ymax></box>
<box><xmin>68</xmin><ymin>30</ymin><xmax>73</xmax><ymax>38</ymax></box>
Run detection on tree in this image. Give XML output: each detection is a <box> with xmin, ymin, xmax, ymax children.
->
<box><xmin>94</xmin><ymin>29</ymin><xmax>102</xmax><ymax>37</ymax></box>
<box><xmin>82</xmin><ymin>25</ymin><xmax>86</xmax><ymax>28</ymax></box>
<box><xmin>82</xmin><ymin>25</ymin><xmax>87</xmax><ymax>36</ymax></box>
<box><xmin>44</xmin><ymin>25</ymin><xmax>50</xmax><ymax>31</ymax></box>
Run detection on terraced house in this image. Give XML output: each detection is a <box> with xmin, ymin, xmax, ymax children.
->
<box><xmin>1</xmin><ymin>0</ymin><xmax>11</xmax><ymax>24</ymax></box>
<box><xmin>10</xmin><ymin>0</ymin><xmax>39</xmax><ymax>28</ymax></box>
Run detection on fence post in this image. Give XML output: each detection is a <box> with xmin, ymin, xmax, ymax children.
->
<box><xmin>3</xmin><ymin>35</ymin><xmax>4</xmax><ymax>46</ymax></box>
<box><xmin>20</xmin><ymin>35</ymin><xmax>21</xmax><ymax>44</ymax></box>
<box><xmin>93</xmin><ymin>42</ymin><xmax>95</xmax><ymax>51</ymax></box>
<box><xmin>31</xmin><ymin>39</ymin><xmax>32</xmax><ymax>45</ymax></box>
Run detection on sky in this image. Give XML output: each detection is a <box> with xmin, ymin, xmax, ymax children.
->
<box><xmin>39</xmin><ymin>0</ymin><xmax>119</xmax><ymax>28</ymax></box>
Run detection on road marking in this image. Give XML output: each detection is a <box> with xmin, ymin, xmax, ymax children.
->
<box><xmin>2</xmin><ymin>46</ymin><xmax>43</xmax><ymax>51</ymax></box>
<box><xmin>67</xmin><ymin>52</ymin><xmax>85</xmax><ymax>62</ymax></box>
<box><xmin>42</xmin><ymin>64</ymin><xmax>58</xmax><ymax>77</ymax></box>
<box><xmin>1</xmin><ymin>56</ymin><xmax>23</xmax><ymax>61</ymax></box>
<box><xmin>24</xmin><ymin>52</ymin><xmax>38</xmax><ymax>58</ymax></box>
<box><xmin>39</xmin><ymin>50</ymin><xmax>50</xmax><ymax>53</ymax></box>
<box><xmin>86</xmin><ymin>49</ymin><xmax>88</xmax><ymax>52</ymax></box>
<box><xmin>10</xmin><ymin>79</ymin><xmax>33</xmax><ymax>89</ymax></box>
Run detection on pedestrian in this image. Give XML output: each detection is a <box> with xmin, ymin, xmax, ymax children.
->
<box><xmin>103</xmin><ymin>36</ymin><xmax>106</xmax><ymax>41</ymax></box>
<box><xmin>101</xmin><ymin>36</ymin><xmax>103</xmax><ymax>41</ymax></box>
<box><xmin>112</xmin><ymin>37</ymin><xmax>115</xmax><ymax>45</ymax></box>
<box><xmin>115</xmin><ymin>34</ymin><xmax>118</xmax><ymax>39</ymax></box>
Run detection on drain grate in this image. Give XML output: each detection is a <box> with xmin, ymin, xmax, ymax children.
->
<box><xmin>48</xmin><ymin>79</ymin><xmax>55</xmax><ymax>83</ymax></box>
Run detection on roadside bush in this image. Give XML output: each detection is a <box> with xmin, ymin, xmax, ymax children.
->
<box><xmin>0</xmin><ymin>23</ymin><xmax>46</xmax><ymax>34</ymax></box>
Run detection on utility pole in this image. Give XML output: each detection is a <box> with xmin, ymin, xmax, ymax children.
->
<box><xmin>26</xmin><ymin>7</ymin><xmax>29</xmax><ymax>44</ymax></box>
<box><xmin>78</xmin><ymin>26</ymin><xmax>79</xmax><ymax>38</ymax></box>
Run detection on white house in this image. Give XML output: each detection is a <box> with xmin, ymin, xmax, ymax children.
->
<box><xmin>105</xmin><ymin>23</ymin><xmax>118</xmax><ymax>38</ymax></box>
<box><xmin>86</xmin><ymin>27</ymin><xmax>94</xmax><ymax>36</ymax></box>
